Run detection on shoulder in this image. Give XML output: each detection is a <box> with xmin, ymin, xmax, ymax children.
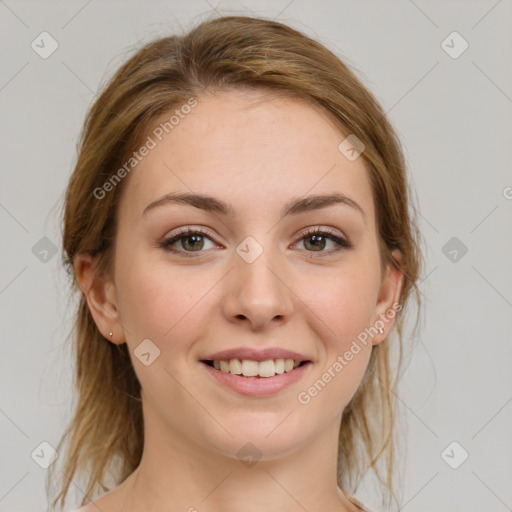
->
<box><xmin>67</xmin><ymin>500</ymin><xmax>110</xmax><ymax>512</ymax></box>
<box><xmin>346</xmin><ymin>493</ymin><xmax>382</xmax><ymax>512</ymax></box>
<box><xmin>65</xmin><ymin>484</ymin><xmax>125</xmax><ymax>512</ymax></box>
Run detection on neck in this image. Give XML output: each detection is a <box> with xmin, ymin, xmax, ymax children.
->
<box><xmin>101</xmin><ymin>400</ymin><xmax>359</xmax><ymax>512</ymax></box>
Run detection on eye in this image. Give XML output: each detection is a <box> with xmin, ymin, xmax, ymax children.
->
<box><xmin>160</xmin><ymin>227</ymin><xmax>218</xmax><ymax>257</ymax></box>
<box><xmin>160</xmin><ymin>226</ymin><xmax>352</xmax><ymax>259</ymax></box>
<box><xmin>292</xmin><ymin>227</ymin><xmax>352</xmax><ymax>257</ymax></box>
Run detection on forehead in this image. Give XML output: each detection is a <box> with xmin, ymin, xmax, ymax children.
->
<box><xmin>119</xmin><ymin>89</ymin><xmax>375</xmax><ymax>225</ymax></box>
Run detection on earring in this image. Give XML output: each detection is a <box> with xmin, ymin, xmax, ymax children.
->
<box><xmin>378</xmin><ymin>327</ymin><xmax>384</xmax><ymax>335</ymax></box>
<box><xmin>109</xmin><ymin>332</ymin><xmax>113</xmax><ymax>337</ymax></box>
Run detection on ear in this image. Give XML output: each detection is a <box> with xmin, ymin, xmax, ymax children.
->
<box><xmin>372</xmin><ymin>249</ymin><xmax>404</xmax><ymax>346</ymax></box>
<box><xmin>74</xmin><ymin>253</ymin><xmax>125</xmax><ymax>345</ymax></box>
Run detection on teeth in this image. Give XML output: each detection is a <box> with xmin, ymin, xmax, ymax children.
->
<box><xmin>241</xmin><ymin>359</ymin><xmax>259</xmax><ymax>377</ymax></box>
<box><xmin>210</xmin><ymin>358</ymin><xmax>304</xmax><ymax>378</ymax></box>
<box><xmin>229</xmin><ymin>358</ymin><xmax>242</xmax><ymax>375</ymax></box>
<box><xmin>258</xmin><ymin>360</ymin><xmax>275</xmax><ymax>378</ymax></box>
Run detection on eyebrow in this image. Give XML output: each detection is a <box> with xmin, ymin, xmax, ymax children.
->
<box><xmin>142</xmin><ymin>191</ymin><xmax>366</xmax><ymax>222</ymax></box>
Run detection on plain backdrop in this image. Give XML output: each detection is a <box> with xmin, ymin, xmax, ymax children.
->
<box><xmin>1</xmin><ymin>1</ymin><xmax>511</xmax><ymax>511</ymax></box>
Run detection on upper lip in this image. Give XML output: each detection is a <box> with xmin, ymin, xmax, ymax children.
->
<box><xmin>203</xmin><ymin>347</ymin><xmax>311</xmax><ymax>363</ymax></box>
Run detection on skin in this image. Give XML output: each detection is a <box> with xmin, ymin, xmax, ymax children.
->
<box><xmin>75</xmin><ymin>88</ymin><xmax>403</xmax><ymax>512</ymax></box>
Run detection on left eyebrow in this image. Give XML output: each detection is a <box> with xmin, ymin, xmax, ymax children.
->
<box><xmin>142</xmin><ymin>191</ymin><xmax>366</xmax><ymax>224</ymax></box>
<box><xmin>281</xmin><ymin>193</ymin><xmax>366</xmax><ymax>223</ymax></box>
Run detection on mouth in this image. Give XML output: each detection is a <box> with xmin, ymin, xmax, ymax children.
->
<box><xmin>200</xmin><ymin>358</ymin><xmax>312</xmax><ymax>378</ymax></box>
<box><xmin>200</xmin><ymin>357</ymin><xmax>313</xmax><ymax>397</ymax></box>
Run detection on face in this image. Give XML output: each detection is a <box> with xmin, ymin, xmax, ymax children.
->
<box><xmin>90</xmin><ymin>89</ymin><xmax>402</xmax><ymax>461</ymax></box>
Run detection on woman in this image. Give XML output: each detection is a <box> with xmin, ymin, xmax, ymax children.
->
<box><xmin>48</xmin><ymin>14</ymin><xmax>422</xmax><ymax>512</ymax></box>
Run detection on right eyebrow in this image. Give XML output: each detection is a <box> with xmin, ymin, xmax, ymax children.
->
<box><xmin>142</xmin><ymin>192</ymin><xmax>234</xmax><ymax>217</ymax></box>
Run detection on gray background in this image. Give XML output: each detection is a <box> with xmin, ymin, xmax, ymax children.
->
<box><xmin>1</xmin><ymin>1</ymin><xmax>511</xmax><ymax>511</ymax></box>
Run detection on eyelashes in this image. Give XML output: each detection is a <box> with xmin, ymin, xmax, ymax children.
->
<box><xmin>159</xmin><ymin>226</ymin><xmax>352</xmax><ymax>259</ymax></box>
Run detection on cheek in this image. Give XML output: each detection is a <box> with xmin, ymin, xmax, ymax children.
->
<box><xmin>295</xmin><ymin>270</ymin><xmax>377</xmax><ymax>418</ymax></box>
<box><xmin>292</xmin><ymin>258</ymin><xmax>380</xmax><ymax>411</ymax></box>
<box><xmin>115</xmin><ymin>250</ymin><xmax>214</xmax><ymax>345</ymax></box>
<box><xmin>300</xmin><ymin>262</ymin><xmax>380</xmax><ymax>345</ymax></box>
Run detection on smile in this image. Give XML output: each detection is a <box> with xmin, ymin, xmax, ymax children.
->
<box><xmin>203</xmin><ymin>358</ymin><xmax>307</xmax><ymax>378</ymax></box>
<box><xmin>200</xmin><ymin>359</ymin><xmax>312</xmax><ymax>397</ymax></box>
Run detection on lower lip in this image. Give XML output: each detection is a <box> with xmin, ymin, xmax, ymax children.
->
<box><xmin>201</xmin><ymin>361</ymin><xmax>312</xmax><ymax>397</ymax></box>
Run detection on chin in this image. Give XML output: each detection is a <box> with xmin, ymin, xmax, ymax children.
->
<box><xmin>201</xmin><ymin>413</ymin><xmax>314</xmax><ymax>461</ymax></box>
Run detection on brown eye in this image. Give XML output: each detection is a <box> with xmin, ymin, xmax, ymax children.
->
<box><xmin>179</xmin><ymin>234</ymin><xmax>205</xmax><ymax>251</ymax></box>
<box><xmin>160</xmin><ymin>228</ymin><xmax>217</xmax><ymax>257</ymax></box>
<box><xmin>303</xmin><ymin>233</ymin><xmax>328</xmax><ymax>251</ymax></box>
<box><xmin>294</xmin><ymin>227</ymin><xmax>352</xmax><ymax>257</ymax></box>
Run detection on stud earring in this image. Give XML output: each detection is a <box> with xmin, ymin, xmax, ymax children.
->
<box><xmin>378</xmin><ymin>327</ymin><xmax>384</xmax><ymax>335</ymax></box>
<box><xmin>109</xmin><ymin>332</ymin><xmax>113</xmax><ymax>337</ymax></box>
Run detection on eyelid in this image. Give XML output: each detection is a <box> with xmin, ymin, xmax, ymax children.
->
<box><xmin>163</xmin><ymin>225</ymin><xmax>215</xmax><ymax>240</ymax></box>
<box><xmin>294</xmin><ymin>225</ymin><xmax>348</xmax><ymax>244</ymax></box>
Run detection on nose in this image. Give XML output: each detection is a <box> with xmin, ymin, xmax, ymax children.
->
<box><xmin>221</xmin><ymin>245</ymin><xmax>294</xmax><ymax>331</ymax></box>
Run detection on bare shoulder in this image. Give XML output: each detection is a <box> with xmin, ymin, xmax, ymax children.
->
<box><xmin>71</xmin><ymin>504</ymin><xmax>102</xmax><ymax>512</ymax></box>
<box><xmin>69</xmin><ymin>471</ymin><xmax>137</xmax><ymax>512</ymax></box>
<box><xmin>69</xmin><ymin>485</ymin><xmax>125</xmax><ymax>512</ymax></box>
<box><xmin>70</xmin><ymin>503</ymin><xmax>109</xmax><ymax>512</ymax></box>
<box><xmin>70</xmin><ymin>499</ymin><xmax>114</xmax><ymax>512</ymax></box>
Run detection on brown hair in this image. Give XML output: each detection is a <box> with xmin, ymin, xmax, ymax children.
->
<box><xmin>48</xmin><ymin>13</ymin><xmax>423</xmax><ymax>511</ymax></box>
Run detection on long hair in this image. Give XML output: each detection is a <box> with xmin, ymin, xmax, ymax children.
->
<box><xmin>48</xmin><ymin>14</ymin><xmax>423</xmax><ymax>510</ymax></box>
